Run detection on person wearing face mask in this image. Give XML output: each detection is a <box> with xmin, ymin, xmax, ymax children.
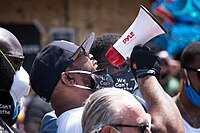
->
<box><xmin>0</xmin><ymin>27</ymin><xmax>30</xmax><ymax>133</ymax></box>
<box><xmin>174</xmin><ymin>42</ymin><xmax>200</xmax><ymax>132</ymax></box>
<box><xmin>89</xmin><ymin>33</ymin><xmax>147</xmax><ymax>108</ymax></box>
<box><xmin>90</xmin><ymin>33</ymin><xmax>139</xmax><ymax>94</ymax></box>
<box><xmin>30</xmin><ymin>32</ymin><xmax>114</xmax><ymax>133</ymax></box>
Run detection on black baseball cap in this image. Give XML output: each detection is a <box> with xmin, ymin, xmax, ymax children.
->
<box><xmin>30</xmin><ymin>32</ymin><xmax>95</xmax><ymax>102</ymax></box>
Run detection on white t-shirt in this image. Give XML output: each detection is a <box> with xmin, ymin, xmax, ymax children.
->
<box><xmin>56</xmin><ymin>107</ymin><xmax>83</xmax><ymax>133</ymax></box>
<box><xmin>182</xmin><ymin>117</ymin><xmax>200</xmax><ymax>133</ymax></box>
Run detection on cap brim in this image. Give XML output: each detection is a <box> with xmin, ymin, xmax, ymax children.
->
<box><xmin>71</xmin><ymin>32</ymin><xmax>95</xmax><ymax>60</ymax></box>
<box><xmin>6</xmin><ymin>54</ymin><xmax>24</xmax><ymax>59</ymax></box>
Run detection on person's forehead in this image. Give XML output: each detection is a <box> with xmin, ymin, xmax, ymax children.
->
<box><xmin>122</xmin><ymin>110</ymin><xmax>149</xmax><ymax>126</ymax></box>
<box><xmin>121</xmin><ymin>100</ymin><xmax>147</xmax><ymax>122</ymax></box>
<box><xmin>194</xmin><ymin>55</ymin><xmax>200</xmax><ymax>63</ymax></box>
<box><xmin>190</xmin><ymin>55</ymin><xmax>200</xmax><ymax>68</ymax></box>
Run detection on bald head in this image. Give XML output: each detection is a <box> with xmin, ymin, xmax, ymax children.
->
<box><xmin>0</xmin><ymin>28</ymin><xmax>24</xmax><ymax>90</ymax></box>
<box><xmin>0</xmin><ymin>27</ymin><xmax>23</xmax><ymax>58</ymax></box>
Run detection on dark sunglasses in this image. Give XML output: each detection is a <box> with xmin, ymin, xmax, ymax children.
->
<box><xmin>6</xmin><ymin>54</ymin><xmax>24</xmax><ymax>70</ymax></box>
<box><xmin>184</xmin><ymin>66</ymin><xmax>200</xmax><ymax>79</ymax></box>
<box><xmin>71</xmin><ymin>46</ymin><xmax>88</xmax><ymax>60</ymax></box>
<box><xmin>0</xmin><ymin>49</ymin><xmax>24</xmax><ymax>73</ymax></box>
<box><xmin>109</xmin><ymin>123</ymin><xmax>149</xmax><ymax>133</ymax></box>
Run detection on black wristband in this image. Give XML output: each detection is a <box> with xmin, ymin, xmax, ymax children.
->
<box><xmin>136</xmin><ymin>69</ymin><xmax>157</xmax><ymax>78</ymax></box>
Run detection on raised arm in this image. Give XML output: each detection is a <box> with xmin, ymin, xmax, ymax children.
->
<box><xmin>130</xmin><ymin>46</ymin><xmax>184</xmax><ymax>133</ymax></box>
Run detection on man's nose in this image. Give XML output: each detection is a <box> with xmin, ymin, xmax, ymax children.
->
<box><xmin>89</xmin><ymin>54</ymin><xmax>98</xmax><ymax>67</ymax></box>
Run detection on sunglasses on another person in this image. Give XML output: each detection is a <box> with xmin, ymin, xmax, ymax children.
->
<box><xmin>0</xmin><ymin>49</ymin><xmax>24</xmax><ymax>73</ymax></box>
<box><xmin>93</xmin><ymin>122</ymin><xmax>150</xmax><ymax>133</ymax></box>
<box><xmin>109</xmin><ymin>123</ymin><xmax>150</xmax><ymax>133</ymax></box>
<box><xmin>184</xmin><ymin>66</ymin><xmax>200</xmax><ymax>79</ymax></box>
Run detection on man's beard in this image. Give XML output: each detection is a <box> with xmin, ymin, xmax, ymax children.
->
<box><xmin>82</xmin><ymin>75</ymin><xmax>95</xmax><ymax>89</ymax></box>
<box><xmin>0</xmin><ymin>56</ymin><xmax>14</xmax><ymax>90</ymax></box>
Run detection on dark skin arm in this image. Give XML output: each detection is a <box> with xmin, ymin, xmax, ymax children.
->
<box><xmin>138</xmin><ymin>75</ymin><xmax>184</xmax><ymax>133</ymax></box>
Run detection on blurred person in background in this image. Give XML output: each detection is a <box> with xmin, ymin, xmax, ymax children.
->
<box><xmin>24</xmin><ymin>91</ymin><xmax>53</xmax><ymax>133</ymax></box>
<box><xmin>40</xmin><ymin>110</ymin><xmax>57</xmax><ymax>133</ymax></box>
<box><xmin>145</xmin><ymin>42</ymin><xmax>180</xmax><ymax>96</ymax></box>
<box><xmin>157</xmin><ymin>50</ymin><xmax>180</xmax><ymax>96</ymax></box>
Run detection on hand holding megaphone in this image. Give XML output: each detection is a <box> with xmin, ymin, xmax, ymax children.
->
<box><xmin>130</xmin><ymin>45</ymin><xmax>161</xmax><ymax>79</ymax></box>
<box><xmin>105</xmin><ymin>5</ymin><xmax>166</xmax><ymax>66</ymax></box>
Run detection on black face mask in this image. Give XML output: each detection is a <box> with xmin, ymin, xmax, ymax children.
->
<box><xmin>0</xmin><ymin>56</ymin><xmax>14</xmax><ymax>90</ymax></box>
<box><xmin>66</xmin><ymin>69</ymin><xmax>114</xmax><ymax>91</ymax></box>
<box><xmin>111</xmin><ymin>67</ymin><xmax>138</xmax><ymax>94</ymax></box>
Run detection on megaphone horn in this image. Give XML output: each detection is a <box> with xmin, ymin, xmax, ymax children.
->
<box><xmin>106</xmin><ymin>5</ymin><xmax>166</xmax><ymax>66</ymax></box>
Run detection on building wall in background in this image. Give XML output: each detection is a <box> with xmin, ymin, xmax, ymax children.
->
<box><xmin>0</xmin><ymin>0</ymin><xmax>151</xmax><ymax>46</ymax></box>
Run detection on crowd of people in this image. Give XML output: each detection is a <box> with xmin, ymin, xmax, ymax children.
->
<box><xmin>1</xmin><ymin>28</ymin><xmax>200</xmax><ymax>133</ymax></box>
<box><xmin>0</xmin><ymin>1</ymin><xmax>200</xmax><ymax>133</ymax></box>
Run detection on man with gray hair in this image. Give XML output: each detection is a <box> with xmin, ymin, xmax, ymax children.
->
<box><xmin>82</xmin><ymin>88</ymin><xmax>151</xmax><ymax>133</ymax></box>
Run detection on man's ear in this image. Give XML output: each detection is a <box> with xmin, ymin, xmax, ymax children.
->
<box><xmin>61</xmin><ymin>72</ymin><xmax>75</xmax><ymax>86</ymax></box>
<box><xmin>101</xmin><ymin>125</ymin><xmax>114</xmax><ymax>133</ymax></box>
